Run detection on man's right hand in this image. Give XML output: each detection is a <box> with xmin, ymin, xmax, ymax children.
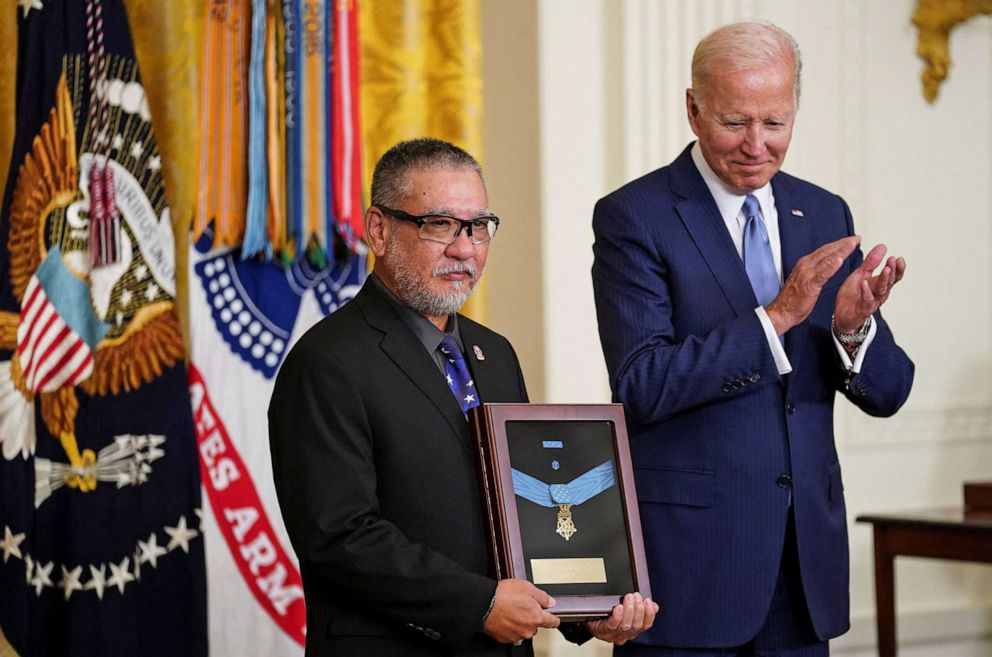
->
<box><xmin>483</xmin><ymin>578</ymin><xmax>560</xmax><ymax>644</ymax></box>
<box><xmin>766</xmin><ymin>236</ymin><xmax>860</xmax><ymax>336</ymax></box>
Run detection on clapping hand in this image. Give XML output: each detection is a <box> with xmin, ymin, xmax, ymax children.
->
<box><xmin>833</xmin><ymin>243</ymin><xmax>905</xmax><ymax>333</ymax></box>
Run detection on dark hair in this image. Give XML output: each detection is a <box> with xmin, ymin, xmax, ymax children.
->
<box><xmin>370</xmin><ymin>138</ymin><xmax>484</xmax><ymax>207</ymax></box>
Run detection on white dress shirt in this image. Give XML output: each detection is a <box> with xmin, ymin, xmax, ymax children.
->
<box><xmin>690</xmin><ymin>143</ymin><xmax>874</xmax><ymax>375</ymax></box>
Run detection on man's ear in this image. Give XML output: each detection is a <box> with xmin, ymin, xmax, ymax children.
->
<box><xmin>686</xmin><ymin>88</ymin><xmax>702</xmax><ymax>137</ymax></box>
<box><xmin>365</xmin><ymin>207</ymin><xmax>389</xmax><ymax>258</ymax></box>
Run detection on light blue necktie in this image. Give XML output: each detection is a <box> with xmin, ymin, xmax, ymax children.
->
<box><xmin>742</xmin><ymin>194</ymin><xmax>780</xmax><ymax>306</ymax></box>
<box><xmin>439</xmin><ymin>335</ymin><xmax>480</xmax><ymax>414</ymax></box>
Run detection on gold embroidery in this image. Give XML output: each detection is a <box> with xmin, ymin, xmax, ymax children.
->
<box><xmin>7</xmin><ymin>74</ymin><xmax>79</xmax><ymax>302</ymax></box>
<box><xmin>81</xmin><ymin>310</ymin><xmax>185</xmax><ymax>397</ymax></box>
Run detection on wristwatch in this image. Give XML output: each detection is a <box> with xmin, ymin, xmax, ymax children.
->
<box><xmin>831</xmin><ymin>314</ymin><xmax>870</xmax><ymax>345</ymax></box>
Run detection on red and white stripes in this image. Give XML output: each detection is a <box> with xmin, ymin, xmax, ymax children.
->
<box><xmin>16</xmin><ymin>278</ymin><xmax>95</xmax><ymax>394</ymax></box>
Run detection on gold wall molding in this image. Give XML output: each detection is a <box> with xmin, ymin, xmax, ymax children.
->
<box><xmin>912</xmin><ymin>0</ymin><xmax>992</xmax><ymax>103</ymax></box>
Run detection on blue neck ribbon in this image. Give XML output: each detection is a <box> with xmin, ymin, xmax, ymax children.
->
<box><xmin>511</xmin><ymin>460</ymin><xmax>616</xmax><ymax>508</ymax></box>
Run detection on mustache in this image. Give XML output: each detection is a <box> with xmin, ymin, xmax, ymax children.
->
<box><xmin>432</xmin><ymin>263</ymin><xmax>477</xmax><ymax>278</ymax></box>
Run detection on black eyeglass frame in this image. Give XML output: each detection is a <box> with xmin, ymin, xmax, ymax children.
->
<box><xmin>375</xmin><ymin>205</ymin><xmax>500</xmax><ymax>245</ymax></box>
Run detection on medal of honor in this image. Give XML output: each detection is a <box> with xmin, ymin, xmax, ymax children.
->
<box><xmin>556</xmin><ymin>504</ymin><xmax>577</xmax><ymax>540</ymax></box>
<box><xmin>512</xmin><ymin>460</ymin><xmax>616</xmax><ymax>541</ymax></box>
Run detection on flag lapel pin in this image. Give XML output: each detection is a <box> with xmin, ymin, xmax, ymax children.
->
<box><xmin>473</xmin><ymin>345</ymin><xmax>485</xmax><ymax>361</ymax></box>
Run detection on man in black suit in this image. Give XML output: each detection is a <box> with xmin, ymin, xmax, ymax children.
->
<box><xmin>269</xmin><ymin>138</ymin><xmax>657</xmax><ymax>656</ymax></box>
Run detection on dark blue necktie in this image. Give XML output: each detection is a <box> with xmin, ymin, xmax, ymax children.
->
<box><xmin>439</xmin><ymin>335</ymin><xmax>480</xmax><ymax>413</ymax></box>
<box><xmin>742</xmin><ymin>194</ymin><xmax>780</xmax><ymax>306</ymax></box>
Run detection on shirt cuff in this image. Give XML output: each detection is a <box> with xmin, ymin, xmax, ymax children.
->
<box><xmin>832</xmin><ymin>316</ymin><xmax>877</xmax><ymax>373</ymax></box>
<box><xmin>755</xmin><ymin>307</ymin><xmax>792</xmax><ymax>375</ymax></box>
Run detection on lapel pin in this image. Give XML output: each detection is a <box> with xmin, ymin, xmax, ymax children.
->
<box><xmin>790</xmin><ymin>209</ymin><xmax>805</xmax><ymax>217</ymax></box>
<box><xmin>473</xmin><ymin>345</ymin><xmax>485</xmax><ymax>361</ymax></box>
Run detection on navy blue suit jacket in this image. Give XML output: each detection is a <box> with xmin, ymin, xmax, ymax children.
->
<box><xmin>591</xmin><ymin>145</ymin><xmax>914</xmax><ymax>648</ymax></box>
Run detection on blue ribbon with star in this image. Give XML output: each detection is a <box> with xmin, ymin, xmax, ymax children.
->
<box><xmin>511</xmin><ymin>460</ymin><xmax>616</xmax><ymax>507</ymax></box>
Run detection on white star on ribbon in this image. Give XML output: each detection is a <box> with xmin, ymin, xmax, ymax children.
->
<box><xmin>18</xmin><ymin>0</ymin><xmax>42</xmax><ymax>18</ymax></box>
<box><xmin>144</xmin><ymin>282</ymin><xmax>160</xmax><ymax>301</ymax></box>
<box><xmin>464</xmin><ymin>394</ymin><xmax>476</xmax><ymax>404</ymax></box>
<box><xmin>137</xmin><ymin>532</ymin><xmax>168</xmax><ymax>569</ymax></box>
<box><xmin>466</xmin><ymin>379</ymin><xmax>474</xmax><ymax>388</ymax></box>
<box><xmin>30</xmin><ymin>559</ymin><xmax>54</xmax><ymax>596</ymax></box>
<box><xmin>112</xmin><ymin>133</ymin><xmax>125</xmax><ymax>150</ymax></box>
<box><xmin>58</xmin><ymin>564</ymin><xmax>84</xmax><ymax>600</ymax></box>
<box><xmin>147</xmin><ymin>155</ymin><xmax>162</xmax><ymax>171</ymax></box>
<box><xmin>0</xmin><ymin>526</ymin><xmax>25</xmax><ymax>563</ymax></box>
<box><xmin>108</xmin><ymin>557</ymin><xmax>135</xmax><ymax>595</ymax></box>
<box><xmin>165</xmin><ymin>515</ymin><xmax>199</xmax><ymax>553</ymax></box>
<box><xmin>86</xmin><ymin>564</ymin><xmax>108</xmax><ymax>600</ymax></box>
<box><xmin>131</xmin><ymin>141</ymin><xmax>144</xmax><ymax>159</ymax></box>
<box><xmin>446</xmin><ymin>374</ymin><xmax>453</xmax><ymax>385</ymax></box>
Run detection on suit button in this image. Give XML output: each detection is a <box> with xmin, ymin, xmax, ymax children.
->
<box><xmin>777</xmin><ymin>474</ymin><xmax>793</xmax><ymax>488</ymax></box>
<box><xmin>750</xmin><ymin>373</ymin><xmax>760</xmax><ymax>383</ymax></box>
<box><xmin>786</xmin><ymin>403</ymin><xmax>796</xmax><ymax>414</ymax></box>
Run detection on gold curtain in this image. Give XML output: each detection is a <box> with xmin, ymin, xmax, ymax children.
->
<box><xmin>122</xmin><ymin>0</ymin><xmax>203</xmax><ymax>350</ymax></box>
<box><xmin>0</xmin><ymin>0</ymin><xmax>17</xmax><ymax>199</ymax></box>
<box><xmin>359</xmin><ymin>0</ymin><xmax>487</xmax><ymax>321</ymax></box>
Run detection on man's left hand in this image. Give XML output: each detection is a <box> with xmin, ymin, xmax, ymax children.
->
<box><xmin>833</xmin><ymin>243</ymin><xmax>906</xmax><ymax>333</ymax></box>
<box><xmin>583</xmin><ymin>593</ymin><xmax>659</xmax><ymax>645</ymax></box>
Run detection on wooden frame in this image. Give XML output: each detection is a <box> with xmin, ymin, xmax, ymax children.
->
<box><xmin>469</xmin><ymin>403</ymin><xmax>650</xmax><ymax>620</ymax></box>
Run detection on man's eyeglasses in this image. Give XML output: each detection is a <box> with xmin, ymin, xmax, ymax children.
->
<box><xmin>376</xmin><ymin>205</ymin><xmax>500</xmax><ymax>245</ymax></box>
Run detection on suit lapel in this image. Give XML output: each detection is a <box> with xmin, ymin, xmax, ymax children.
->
<box><xmin>771</xmin><ymin>174</ymin><xmax>814</xmax><ymax>371</ymax></box>
<box><xmin>771</xmin><ymin>175</ymin><xmax>813</xmax><ymax>282</ymax></box>
<box><xmin>670</xmin><ymin>148</ymin><xmax>757</xmax><ymax>318</ymax></box>
<box><xmin>458</xmin><ymin>321</ymin><xmax>498</xmax><ymax>405</ymax></box>
<box><xmin>355</xmin><ymin>282</ymin><xmax>473</xmax><ymax>456</ymax></box>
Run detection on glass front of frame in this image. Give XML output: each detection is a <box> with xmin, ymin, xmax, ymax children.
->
<box><xmin>505</xmin><ymin>420</ymin><xmax>634</xmax><ymax>597</ymax></box>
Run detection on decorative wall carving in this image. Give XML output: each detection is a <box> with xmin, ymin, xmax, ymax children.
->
<box><xmin>912</xmin><ymin>0</ymin><xmax>992</xmax><ymax>103</ymax></box>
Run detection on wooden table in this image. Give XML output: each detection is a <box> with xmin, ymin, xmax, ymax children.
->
<box><xmin>855</xmin><ymin>508</ymin><xmax>992</xmax><ymax>657</ymax></box>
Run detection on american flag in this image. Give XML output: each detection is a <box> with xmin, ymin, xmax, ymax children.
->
<box><xmin>16</xmin><ymin>248</ymin><xmax>109</xmax><ymax>393</ymax></box>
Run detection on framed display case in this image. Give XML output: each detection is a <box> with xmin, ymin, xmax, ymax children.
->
<box><xmin>469</xmin><ymin>403</ymin><xmax>650</xmax><ymax>620</ymax></box>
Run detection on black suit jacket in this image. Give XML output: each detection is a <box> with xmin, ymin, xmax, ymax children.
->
<box><xmin>269</xmin><ymin>279</ymin><xmax>531</xmax><ymax>656</ymax></box>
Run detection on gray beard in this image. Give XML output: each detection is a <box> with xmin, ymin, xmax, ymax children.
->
<box><xmin>386</xmin><ymin>237</ymin><xmax>480</xmax><ymax>317</ymax></box>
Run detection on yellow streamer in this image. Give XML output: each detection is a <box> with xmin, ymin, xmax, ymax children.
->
<box><xmin>123</xmin><ymin>0</ymin><xmax>204</xmax><ymax>350</ymax></box>
<box><xmin>359</xmin><ymin>0</ymin><xmax>487</xmax><ymax>321</ymax></box>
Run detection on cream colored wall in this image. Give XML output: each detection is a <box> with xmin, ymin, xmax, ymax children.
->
<box><xmin>482</xmin><ymin>1</ymin><xmax>992</xmax><ymax>655</ymax></box>
<box><xmin>481</xmin><ymin>0</ymin><xmax>546</xmax><ymax>400</ymax></box>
